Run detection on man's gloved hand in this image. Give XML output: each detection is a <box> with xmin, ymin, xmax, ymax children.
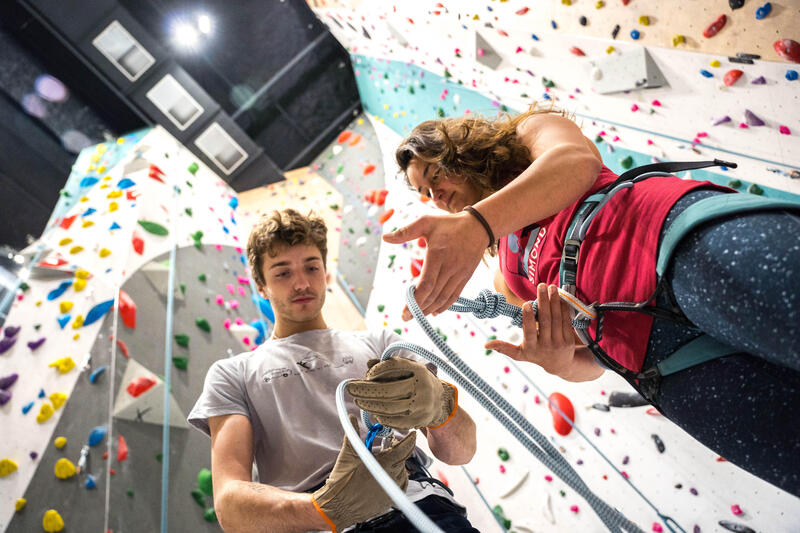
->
<box><xmin>311</xmin><ymin>414</ymin><xmax>416</xmax><ymax>532</ymax></box>
<box><xmin>346</xmin><ymin>358</ymin><xmax>458</xmax><ymax>430</ymax></box>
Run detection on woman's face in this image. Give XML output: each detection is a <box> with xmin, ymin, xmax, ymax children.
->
<box><xmin>406</xmin><ymin>158</ymin><xmax>486</xmax><ymax>213</ymax></box>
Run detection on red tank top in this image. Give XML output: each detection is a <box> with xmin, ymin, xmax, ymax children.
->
<box><xmin>499</xmin><ymin>164</ymin><xmax>730</xmax><ymax>372</ymax></box>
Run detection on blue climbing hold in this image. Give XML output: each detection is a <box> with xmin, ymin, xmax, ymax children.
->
<box><xmin>755</xmin><ymin>2</ymin><xmax>771</xmax><ymax>20</ymax></box>
<box><xmin>22</xmin><ymin>401</ymin><xmax>34</xmax><ymax>414</ymax></box>
<box><xmin>700</xmin><ymin>69</ymin><xmax>714</xmax><ymax>78</ymax></box>
<box><xmin>83</xmin><ymin>299</ymin><xmax>115</xmax><ymax>327</ymax></box>
<box><xmin>250</xmin><ymin>320</ymin><xmax>266</xmax><ymax>345</ymax></box>
<box><xmin>85</xmin><ymin>474</ymin><xmax>97</xmax><ymax>489</ymax></box>
<box><xmin>551</xmin><ymin>20</ymin><xmax>557</xmax><ymax>29</ymax></box>
<box><xmin>117</xmin><ymin>178</ymin><xmax>136</xmax><ymax>189</ymax></box>
<box><xmin>630</xmin><ymin>29</ymin><xmax>641</xmax><ymax>40</ymax></box>
<box><xmin>89</xmin><ymin>366</ymin><xmax>107</xmax><ymax>384</ymax></box>
<box><xmin>47</xmin><ymin>280</ymin><xmax>73</xmax><ymax>301</ymax></box>
<box><xmin>542</xmin><ymin>92</ymin><xmax>551</xmax><ymax>100</ymax></box>
<box><xmin>57</xmin><ymin>315</ymin><xmax>71</xmax><ymax>329</ymax></box>
<box><xmin>38</xmin><ymin>388</ymin><xmax>46</xmax><ymax>398</ymax></box>
<box><xmin>109</xmin><ymin>222</ymin><xmax>121</xmax><ymax>231</ymax></box>
<box><xmin>531</xmin><ymin>33</ymin><xmax>539</xmax><ymax>41</ymax></box>
<box><xmin>786</xmin><ymin>70</ymin><xmax>798</xmax><ymax>81</ymax></box>
<box><xmin>81</xmin><ymin>207</ymin><xmax>96</xmax><ymax>217</ymax></box>
<box><xmin>88</xmin><ymin>425</ymin><xmax>106</xmax><ymax>447</ymax></box>
<box><xmin>79</xmin><ymin>177</ymin><xmax>99</xmax><ymax>188</ymax></box>
<box><xmin>228</xmin><ymin>197</ymin><xmax>239</xmax><ymax>210</ymax></box>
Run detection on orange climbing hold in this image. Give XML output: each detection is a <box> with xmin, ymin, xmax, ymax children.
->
<box><xmin>363</xmin><ymin>164</ymin><xmax>376</xmax><ymax>176</ymax></box>
<box><xmin>60</xmin><ymin>215</ymin><xmax>77</xmax><ymax>230</ymax></box>
<box><xmin>548</xmin><ymin>392</ymin><xmax>575</xmax><ymax>436</ymax></box>
<box><xmin>337</xmin><ymin>130</ymin><xmax>352</xmax><ymax>143</ymax></box>
<box><xmin>348</xmin><ymin>134</ymin><xmax>362</xmax><ymax>146</ymax></box>
<box><xmin>378</xmin><ymin>209</ymin><xmax>395</xmax><ymax>224</ymax></box>
<box><xmin>703</xmin><ymin>14</ymin><xmax>727</xmax><ymax>38</ymax></box>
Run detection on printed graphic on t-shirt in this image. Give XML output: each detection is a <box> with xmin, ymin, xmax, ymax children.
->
<box><xmin>261</xmin><ymin>352</ymin><xmax>355</xmax><ymax>384</ymax></box>
<box><xmin>503</xmin><ymin>224</ymin><xmax>546</xmax><ymax>286</ymax></box>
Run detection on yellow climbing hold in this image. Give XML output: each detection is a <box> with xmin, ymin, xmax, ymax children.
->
<box><xmin>80</xmin><ymin>196</ymin><xmax>89</xmax><ymax>203</ymax></box>
<box><xmin>109</xmin><ymin>201</ymin><xmax>118</xmax><ymax>212</ymax></box>
<box><xmin>472</xmin><ymin>14</ymin><xmax>479</xmax><ymax>20</ymax></box>
<box><xmin>42</xmin><ymin>509</ymin><xmax>65</xmax><ymax>532</ymax></box>
<box><xmin>54</xmin><ymin>436</ymin><xmax>67</xmax><ymax>449</ymax></box>
<box><xmin>97</xmin><ymin>165</ymin><xmax>106</xmax><ymax>173</ymax></box>
<box><xmin>72</xmin><ymin>334</ymin><xmax>80</xmax><ymax>340</ymax></box>
<box><xmin>73</xmin><ymin>279</ymin><xmax>87</xmax><ymax>292</ymax></box>
<box><xmin>58</xmin><ymin>238</ymin><xmax>72</xmax><ymax>246</ymax></box>
<box><xmin>54</xmin><ymin>458</ymin><xmax>76</xmax><ymax>480</ymax></box>
<box><xmin>0</xmin><ymin>458</ymin><xmax>19</xmax><ymax>477</ymax></box>
<box><xmin>59</xmin><ymin>301</ymin><xmax>73</xmax><ymax>314</ymax></box>
<box><xmin>36</xmin><ymin>300</ymin><xmax>42</xmax><ymax>306</ymax></box>
<box><xmin>71</xmin><ymin>314</ymin><xmax>84</xmax><ymax>329</ymax></box>
<box><xmin>595</xmin><ymin>0</ymin><xmax>604</xmax><ymax>8</ymax></box>
<box><xmin>672</xmin><ymin>34</ymin><xmax>685</xmax><ymax>46</ymax></box>
<box><xmin>561</xmin><ymin>0</ymin><xmax>572</xmax><ymax>5</ymax></box>
<box><xmin>81</xmin><ymin>220</ymin><xmax>94</xmax><ymax>228</ymax></box>
<box><xmin>15</xmin><ymin>498</ymin><xmax>26</xmax><ymax>512</ymax></box>
<box><xmin>75</xmin><ymin>269</ymin><xmax>90</xmax><ymax>279</ymax></box>
<box><xmin>37</xmin><ymin>403</ymin><xmax>54</xmax><ymax>423</ymax></box>
<box><xmin>49</xmin><ymin>357</ymin><xmax>76</xmax><ymax>374</ymax></box>
<box><xmin>710</xmin><ymin>60</ymin><xmax>721</xmax><ymax>67</ymax></box>
<box><xmin>91</xmin><ymin>154</ymin><xmax>100</xmax><ymax>163</ymax></box>
<box><xmin>383</xmin><ymin>104</ymin><xmax>389</xmax><ymax>110</ymax></box>
<box><xmin>103</xmin><ymin>175</ymin><xmax>111</xmax><ymax>181</ymax></box>
<box><xmin>99</xmin><ymin>248</ymin><xmax>111</xmax><ymax>258</ymax></box>
<box><xmin>69</xmin><ymin>246</ymin><xmax>83</xmax><ymax>255</ymax></box>
<box><xmin>117</xmin><ymin>137</ymin><xmax>125</xmax><ymax>144</ymax></box>
<box><xmin>638</xmin><ymin>15</ymin><xmax>650</xmax><ymax>26</ymax></box>
<box><xmin>99</xmin><ymin>184</ymin><xmax>108</xmax><ymax>189</ymax></box>
<box><xmin>357</xmin><ymin>118</ymin><xmax>364</xmax><ymax>125</ymax></box>
<box><xmin>107</xmin><ymin>190</ymin><xmax>122</xmax><ymax>199</ymax></box>
<box><xmin>606</xmin><ymin>46</ymin><xmax>616</xmax><ymax>54</ymax></box>
<box><xmin>50</xmin><ymin>392</ymin><xmax>67</xmax><ymax>410</ymax></box>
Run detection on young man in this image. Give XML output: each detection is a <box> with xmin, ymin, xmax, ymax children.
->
<box><xmin>188</xmin><ymin>209</ymin><xmax>479</xmax><ymax>533</ymax></box>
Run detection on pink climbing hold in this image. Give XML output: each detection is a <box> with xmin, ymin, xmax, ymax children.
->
<box><xmin>229</xmin><ymin>300</ymin><xmax>240</xmax><ymax>310</ymax></box>
<box><xmin>499</xmin><ymin>465</ymin><xmax>506</xmax><ymax>474</ymax></box>
<box><xmin>631</xmin><ymin>104</ymin><xmax>639</xmax><ymax>112</ymax></box>
<box><xmin>226</xmin><ymin>283</ymin><xmax>235</xmax><ymax>294</ymax></box>
<box><xmin>651</xmin><ymin>99</ymin><xmax>661</xmax><ymax>107</ymax></box>
<box><xmin>548</xmin><ymin>392</ymin><xmax>575</xmax><ymax>436</ymax></box>
<box><xmin>215</xmin><ymin>295</ymin><xmax>224</xmax><ymax>305</ymax></box>
<box><xmin>731</xmin><ymin>504</ymin><xmax>743</xmax><ymax>515</ymax></box>
<box><xmin>773</xmin><ymin>39</ymin><xmax>800</xmax><ymax>63</ymax></box>
<box><xmin>653</xmin><ymin>523</ymin><xmax>664</xmax><ymax>533</ymax></box>
<box><xmin>235</xmin><ymin>317</ymin><xmax>245</xmax><ymax>325</ymax></box>
<box><xmin>780</xmin><ymin>125</ymin><xmax>791</xmax><ymax>135</ymax></box>
<box><xmin>569</xmin><ymin>505</ymin><xmax>579</xmax><ymax>513</ymax></box>
<box><xmin>544</xmin><ymin>475</ymin><xmax>553</xmax><ymax>482</ymax></box>
<box><xmin>223</xmin><ymin>318</ymin><xmax>232</xmax><ymax>329</ymax></box>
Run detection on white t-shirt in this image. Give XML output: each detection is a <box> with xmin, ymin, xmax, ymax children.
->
<box><xmin>187</xmin><ymin>327</ymin><xmax>455</xmax><ymax>511</ymax></box>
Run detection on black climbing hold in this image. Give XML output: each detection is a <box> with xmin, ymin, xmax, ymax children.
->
<box><xmin>736</xmin><ymin>52</ymin><xmax>761</xmax><ymax>60</ymax></box>
<box><xmin>608</xmin><ymin>391</ymin><xmax>649</xmax><ymax>407</ymax></box>
<box><xmin>728</xmin><ymin>0</ymin><xmax>745</xmax><ymax>9</ymax></box>
<box><xmin>611</xmin><ymin>24</ymin><xmax>621</xmax><ymax>39</ymax></box>
<box><xmin>592</xmin><ymin>403</ymin><xmax>610</xmax><ymax>412</ymax></box>
<box><xmin>579</xmin><ymin>16</ymin><xmax>587</xmax><ymax>26</ymax></box>
<box><xmin>651</xmin><ymin>434</ymin><xmax>665</xmax><ymax>453</ymax></box>
<box><xmin>729</xmin><ymin>56</ymin><xmax>754</xmax><ymax>64</ymax></box>
<box><xmin>718</xmin><ymin>520</ymin><xmax>756</xmax><ymax>533</ymax></box>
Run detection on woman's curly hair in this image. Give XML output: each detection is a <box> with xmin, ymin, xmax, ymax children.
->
<box><xmin>395</xmin><ymin>103</ymin><xmax>567</xmax><ymax>196</ymax></box>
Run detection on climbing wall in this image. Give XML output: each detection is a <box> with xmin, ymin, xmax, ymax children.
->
<box><xmin>0</xmin><ymin>126</ymin><xmax>271</xmax><ymax>531</ymax></box>
<box><xmin>306</xmin><ymin>1</ymin><xmax>800</xmax><ymax>532</ymax></box>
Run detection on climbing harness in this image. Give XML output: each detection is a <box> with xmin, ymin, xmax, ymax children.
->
<box><xmin>557</xmin><ymin>159</ymin><xmax>800</xmax><ymax>403</ymax></box>
<box><xmin>338</xmin><ymin>285</ymin><xmax>685</xmax><ymax>533</ymax></box>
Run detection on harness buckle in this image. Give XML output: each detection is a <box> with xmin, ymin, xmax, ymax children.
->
<box><xmin>561</xmin><ymin>239</ymin><xmax>581</xmax><ymax>286</ymax></box>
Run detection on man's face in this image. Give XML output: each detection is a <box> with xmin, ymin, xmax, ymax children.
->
<box><xmin>406</xmin><ymin>158</ymin><xmax>485</xmax><ymax>213</ymax></box>
<box><xmin>258</xmin><ymin>243</ymin><xmax>327</xmax><ymax>325</ymax></box>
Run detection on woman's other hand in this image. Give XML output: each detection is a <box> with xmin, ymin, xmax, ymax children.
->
<box><xmin>484</xmin><ymin>284</ymin><xmax>576</xmax><ymax>376</ymax></box>
<box><xmin>383</xmin><ymin>210</ymin><xmax>488</xmax><ymax>320</ymax></box>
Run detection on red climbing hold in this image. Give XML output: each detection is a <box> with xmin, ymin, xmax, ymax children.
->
<box><xmin>378</xmin><ymin>209</ymin><xmax>395</xmax><ymax>224</ymax></box>
<box><xmin>148</xmin><ymin>166</ymin><xmax>165</xmax><ymax>183</ymax></box>
<box><xmin>376</xmin><ymin>189</ymin><xmax>388</xmax><ymax>206</ymax></box>
<box><xmin>117</xmin><ymin>435</ymin><xmax>129</xmax><ymax>462</ymax></box>
<box><xmin>337</xmin><ymin>130</ymin><xmax>352</xmax><ymax>143</ymax></box>
<box><xmin>60</xmin><ymin>215</ymin><xmax>77</xmax><ymax>230</ymax></box>
<box><xmin>410</xmin><ymin>258</ymin><xmax>423</xmax><ymax>277</ymax></box>
<box><xmin>126</xmin><ymin>376</ymin><xmax>156</xmax><ymax>398</ymax></box>
<box><xmin>621</xmin><ymin>0</ymin><xmax>631</xmax><ymax>4</ymax></box>
<box><xmin>116</xmin><ymin>339</ymin><xmax>130</xmax><ymax>359</ymax></box>
<box><xmin>417</xmin><ymin>237</ymin><xmax>427</xmax><ymax>248</ymax></box>
<box><xmin>548</xmin><ymin>392</ymin><xmax>575</xmax><ymax>436</ymax></box>
<box><xmin>132</xmin><ymin>233</ymin><xmax>144</xmax><ymax>255</ymax></box>
<box><xmin>703</xmin><ymin>15</ymin><xmax>727</xmax><ymax>38</ymax></box>
<box><xmin>723</xmin><ymin>69</ymin><xmax>743</xmax><ymax>86</ymax></box>
<box><xmin>515</xmin><ymin>7</ymin><xmax>530</xmax><ymax>15</ymax></box>
<box><xmin>118</xmin><ymin>290</ymin><xmax>137</xmax><ymax>329</ymax></box>
<box><xmin>348</xmin><ymin>134</ymin><xmax>362</xmax><ymax>146</ymax></box>
<box><xmin>570</xmin><ymin>46</ymin><xmax>586</xmax><ymax>56</ymax></box>
<box><xmin>774</xmin><ymin>39</ymin><xmax>800</xmax><ymax>63</ymax></box>
<box><xmin>363</xmin><ymin>164</ymin><xmax>376</xmax><ymax>176</ymax></box>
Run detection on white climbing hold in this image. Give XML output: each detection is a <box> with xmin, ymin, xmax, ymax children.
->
<box><xmin>500</xmin><ymin>469</ymin><xmax>529</xmax><ymax>498</ymax></box>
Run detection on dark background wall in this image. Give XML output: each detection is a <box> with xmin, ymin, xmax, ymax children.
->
<box><xmin>0</xmin><ymin>0</ymin><xmax>361</xmax><ymax>250</ymax></box>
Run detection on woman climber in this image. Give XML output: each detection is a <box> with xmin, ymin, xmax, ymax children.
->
<box><xmin>384</xmin><ymin>105</ymin><xmax>800</xmax><ymax>497</ymax></box>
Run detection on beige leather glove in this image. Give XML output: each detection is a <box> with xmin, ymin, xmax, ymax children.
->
<box><xmin>311</xmin><ymin>414</ymin><xmax>416</xmax><ymax>532</ymax></box>
<box><xmin>346</xmin><ymin>358</ymin><xmax>458</xmax><ymax>430</ymax></box>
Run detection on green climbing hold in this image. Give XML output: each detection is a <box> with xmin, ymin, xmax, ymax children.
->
<box><xmin>520</xmin><ymin>93</ymin><xmax>529</xmax><ymax>98</ymax></box>
<box><xmin>620</xmin><ymin>156</ymin><xmax>634</xmax><ymax>169</ymax></box>
<box><xmin>198</xmin><ymin>274</ymin><xmax>207</xmax><ymax>282</ymax></box>
<box><xmin>377</xmin><ymin>305</ymin><xmax>385</xmax><ymax>312</ymax></box>
<box><xmin>497</xmin><ymin>448</ymin><xmax>510</xmax><ymax>461</ymax></box>
<box><xmin>191</xmin><ymin>230</ymin><xmax>203</xmax><ymax>250</ymax></box>
<box><xmin>137</xmin><ymin>220</ymin><xmax>169</xmax><ymax>236</ymax></box>
<box><xmin>196</xmin><ymin>318</ymin><xmax>211</xmax><ymax>333</ymax></box>
<box><xmin>500</xmin><ymin>105</ymin><xmax>508</xmax><ymax>112</ymax></box>
<box><xmin>336</xmin><ymin>164</ymin><xmax>344</xmax><ymax>174</ymax></box>
<box><xmin>188</xmin><ymin>162</ymin><xmax>199</xmax><ymax>175</ymax></box>
<box><xmin>185</xmin><ymin>180</ymin><xmax>193</xmax><ymax>188</ymax></box>
<box><xmin>747</xmin><ymin>183</ymin><xmax>764</xmax><ymax>195</ymax></box>
<box><xmin>19</xmin><ymin>282</ymin><xmax>30</xmax><ymax>292</ymax></box>
<box><xmin>542</xmin><ymin>77</ymin><xmax>555</xmax><ymax>88</ymax></box>
<box><xmin>179</xmin><ymin>283</ymin><xmax>186</xmax><ymax>295</ymax></box>
<box><xmin>388</xmin><ymin>254</ymin><xmax>396</xmax><ymax>268</ymax></box>
<box><xmin>185</xmin><ymin>207</ymin><xmax>193</xmax><ymax>217</ymax></box>
<box><xmin>175</xmin><ymin>334</ymin><xmax>189</xmax><ymax>348</ymax></box>
<box><xmin>393</xmin><ymin>328</ymin><xmax>402</xmax><ymax>335</ymax></box>
<box><xmin>198</xmin><ymin>468</ymin><xmax>213</xmax><ymax>496</ymax></box>
<box><xmin>126</xmin><ymin>488</ymin><xmax>135</xmax><ymax>498</ymax></box>
<box><xmin>559</xmin><ymin>490</ymin><xmax>566</xmax><ymax>497</ymax></box>
<box><xmin>437</xmin><ymin>107</ymin><xmax>445</xmax><ymax>118</ymax></box>
<box><xmin>203</xmin><ymin>508</ymin><xmax>217</xmax><ymax>523</ymax></box>
<box><xmin>492</xmin><ymin>505</ymin><xmax>511</xmax><ymax>530</ymax></box>
<box><xmin>173</xmin><ymin>356</ymin><xmax>189</xmax><ymax>370</ymax></box>
<box><xmin>435</xmin><ymin>327</ymin><xmax>447</xmax><ymax>342</ymax></box>
<box><xmin>594</xmin><ymin>135</ymin><xmax>604</xmax><ymax>143</ymax></box>
<box><xmin>191</xmin><ymin>488</ymin><xmax>206</xmax><ymax>507</ymax></box>
<box><xmin>444</xmin><ymin>69</ymin><xmax>452</xmax><ymax>78</ymax></box>
<box><xmin>727</xmin><ymin>179</ymin><xmax>742</xmax><ymax>189</ymax></box>
<box><xmin>329</xmin><ymin>204</ymin><xmax>339</xmax><ymax>210</ymax></box>
<box><xmin>156</xmin><ymin>453</ymin><xmax>163</xmax><ymax>462</ymax></box>
<box><xmin>408</xmin><ymin>86</ymin><xmax>415</xmax><ymax>94</ymax></box>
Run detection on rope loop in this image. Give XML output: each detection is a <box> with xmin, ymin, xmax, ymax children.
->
<box><xmin>473</xmin><ymin>289</ymin><xmax>505</xmax><ymax>319</ymax></box>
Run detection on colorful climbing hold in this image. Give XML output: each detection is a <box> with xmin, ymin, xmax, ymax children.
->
<box><xmin>117</xmin><ymin>435</ymin><xmax>129</xmax><ymax>462</ymax></box>
<box><xmin>175</xmin><ymin>333</ymin><xmax>190</xmax><ymax>348</ymax></box>
<box><xmin>620</xmin><ymin>156</ymin><xmax>634</xmax><ymax>169</ymax></box>
<box><xmin>89</xmin><ymin>366</ymin><xmax>107</xmax><ymax>384</ymax></box>
<box><xmin>54</xmin><ymin>457</ymin><xmax>76</xmax><ymax>479</ymax></box>
<box><xmin>744</xmin><ymin>109</ymin><xmax>765</xmax><ymax>126</ymax></box>
<box><xmin>127</xmin><ymin>376</ymin><xmax>156</xmax><ymax>397</ymax></box>
<box><xmin>42</xmin><ymin>509</ymin><xmax>65</xmax><ymax>532</ymax></box>
<box><xmin>0</xmin><ymin>458</ymin><xmax>18</xmax><ymax>477</ymax></box>
<box><xmin>548</xmin><ymin>392</ymin><xmax>575</xmax><ymax>436</ymax></box>
<box><xmin>630</xmin><ymin>29</ymin><xmax>640</xmax><ymax>40</ymax></box>
<box><xmin>54</xmin><ymin>436</ymin><xmax>67</xmax><ymax>449</ymax></box>
<box><xmin>15</xmin><ymin>498</ymin><xmax>26</xmax><ymax>511</ymax></box>
<box><xmin>50</xmin><ymin>392</ymin><xmax>67</xmax><ymax>410</ymax></box>
<box><xmin>198</xmin><ymin>467</ymin><xmax>213</xmax><ymax>495</ymax></box>
<box><xmin>786</xmin><ymin>70</ymin><xmax>799</xmax><ymax>81</ymax></box>
<box><xmin>83</xmin><ymin>299</ymin><xmax>114</xmax><ymax>327</ymax></box>
<box><xmin>85</xmin><ymin>474</ymin><xmax>97</xmax><ymax>489</ymax></box>
<box><xmin>173</xmin><ymin>356</ymin><xmax>189</xmax><ymax>370</ymax></box>
<box><xmin>672</xmin><ymin>34</ymin><xmax>685</xmax><ymax>46</ymax></box>
<box><xmin>119</xmin><ymin>290</ymin><xmax>137</xmax><ymax>329</ymax></box>
<box><xmin>88</xmin><ymin>425</ymin><xmax>107</xmax><ymax>447</ymax></box>
<box><xmin>204</xmin><ymin>508</ymin><xmax>218</xmax><ymax>523</ymax></box>
<box><xmin>723</xmin><ymin>69</ymin><xmax>743</xmax><ymax>86</ymax></box>
<box><xmin>196</xmin><ymin>318</ymin><xmax>211</xmax><ymax>333</ymax></box>
<box><xmin>48</xmin><ymin>357</ymin><xmax>76</xmax><ymax>374</ymax></box>
<box><xmin>138</xmin><ymin>220</ymin><xmax>169</xmax><ymax>236</ymax></box>
<box><xmin>132</xmin><ymin>233</ymin><xmax>144</xmax><ymax>255</ymax></box>
<box><xmin>498</xmin><ymin>448</ymin><xmax>510</xmax><ymax>461</ymax></box>
<box><xmin>774</xmin><ymin>39</ymin><xmax>800</xmax><ymax>63</ymax></box>
<box><xmin>703</xmin><ymin>14</ymin><xmax>727</xmax><ymax>38</ymax></box>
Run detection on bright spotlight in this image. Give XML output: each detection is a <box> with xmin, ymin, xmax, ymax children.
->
<box><xmin>173</xmin><ymin>22</ymin><xmax>199</xmax><ymax>49</ymax></box>
<box><xmin>197</xmin><ymin>14</ymin><xmax>212</xmax><ymax>35</ymax></box>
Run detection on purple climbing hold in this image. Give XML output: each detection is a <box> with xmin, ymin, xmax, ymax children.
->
<box><xmin>693</xmin><ymin>526</ymin><xmax>701</xmax><ymax>533</ymax></box>
<box><xmin>712</xmin><ymin>115</ymin><xmax>732</xmax><ymax>126</ymax></box>
<box><xmin>690</xmin><ymin>487</ymin><xmax>699</xmax><ymax>495</ymax></box>
<box><xmin>750</xmin><ymin>75</ymin><xmax>766</xmax><ymax>85</ymax></box>
<box><xmin>4</xmin><ymin>326</ymin><xmax>20</xmax><ymax>338</ymax></box>
<box><xmin>622</xmin><ymin>455</ymin><xmax>630</xmax><ymax>465</ymax></box>
<box><xmin>29</xmin><ymin>451</ymin><xmax>38</xmax><ymax>460</ymax></box>
<box><xmin>0</xmin><ymin>336</ymin><xmax>18</xmax><ymax>355</ymax></box>
<box><xmin>27</xmin><ymin>337</ymin><xmax>46</xmax><ymax>351</ymax></box>
<box><xmin>22</xmin><ymin>401</ymin><xmax>34</xmax><ymax>414</ymax></box>
<box><xmin>744</xmin><ymin>109</ymin><xmax>765</xmax><ymax>126</ymax></box>
<box><xmin>0</xmin><ymin>373</ymin><xmax>19</xmax><ymax>389</ymax></box>
<box><xmin>0</xmin><ymin>390</ymin><xmax>11</xmax><ymax>405</ymax></box>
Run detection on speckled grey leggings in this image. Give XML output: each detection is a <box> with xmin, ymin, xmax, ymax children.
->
<box><xmin>643</xmin><ymin>189</ymin><xmax>800</xmax><ymax>497</ymax></box>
